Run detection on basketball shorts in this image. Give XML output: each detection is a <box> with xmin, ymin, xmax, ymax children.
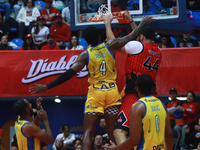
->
<box><xmin>115</xmin><ymin>93</ymin><xmax>157</xmax><ymax>131</ymax></box>
<box><xmin>84</xmin><ymin>81</ymin><xmax>122</xmax><ymax>114</ymax></box>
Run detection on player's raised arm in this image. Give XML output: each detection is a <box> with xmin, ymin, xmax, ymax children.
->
<box><xmin>29</xmin><ymin>51</ymin><xmax>88</xmax><ymax>94</ymax></box>
<box><xmin>106</xmin><ymin>16</ymin><xmax>155</xmax><ymax>52</ymax></box>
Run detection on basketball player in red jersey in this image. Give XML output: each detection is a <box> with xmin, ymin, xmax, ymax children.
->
<box><xmin>105</xmin><ymin>12</ymin><xmax>162</xmax><ymax>145</ymax></box>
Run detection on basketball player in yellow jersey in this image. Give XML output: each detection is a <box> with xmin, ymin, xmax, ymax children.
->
<box><xmin>30</xmin><ymin>16</ymin><xmax>154</xmax><ymax>150</ymax></box>
<box><xmin>103</xmin><ymin>74</ymin><xmax>173</xmax><ymax>150</ymax></box>
<box><xmin>14</xmin><ymin>97</ymin><xmax>53</xmax><ymax>150</ymax></box>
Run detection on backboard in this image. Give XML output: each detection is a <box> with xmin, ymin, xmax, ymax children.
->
<box><xmin>70</xmin><ymin>0</ymin><xmax>193</xmax><ymax>33</ymax></box>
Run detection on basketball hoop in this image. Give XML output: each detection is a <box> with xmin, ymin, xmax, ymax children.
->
<box><xmin>89</xmin><ymin>4</ymin><xmax>129</xmax><ymax>24</ymax></box>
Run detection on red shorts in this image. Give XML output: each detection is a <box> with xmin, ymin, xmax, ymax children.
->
<box><xmin>115</xmin><ymin>94</ymin><xmax>139</xmax><ymax>131</ymax></box>
<box><xmin>115</xmin><ymin>93</ymin><xmax>157</xmax><ymax>131</ymax></box>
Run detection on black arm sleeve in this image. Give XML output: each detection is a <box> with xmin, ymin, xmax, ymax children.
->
<box><xmin>46</xmin><ymin>69</ymin><xmax>76</xmax><ymax>89</ymax></box>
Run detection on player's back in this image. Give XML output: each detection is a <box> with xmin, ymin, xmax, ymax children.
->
<box><xmin>15</xmin><ymin>117</ymin><xmax>41</xmax><ymax>150</ymax></box>
<box><xmin>86</xmin><ymin>43</ymin><xmax>117</xmax><ymax>84</ymax></box>
<box><xmin>137</xmin><ymin>96</ymin><xmax>166</xmax><ymax>150</ymax></box>
<box><xmin>125</xmin><ymin>42</ymin><xmax>161</xmax><ymax>81</ymax></box>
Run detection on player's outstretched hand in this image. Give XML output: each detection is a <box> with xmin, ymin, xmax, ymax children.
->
<box><xmin>121</xmin><ymin>11</ymin><xmax>132</xmax><ymax>22</ymax></box>
<box><xmin>29</xmin><ymin>84</ymin><xmax>47</xmax><ymax>94</ymax></box>
<box><xmin>139</xmin><ymin>16</ymin><xmax>155</xmax><ymax>27</ymax></box>
<box><xmin>103</xmin><ymin>13</ymin><xmax>114</xmax><ymax>24</ymax></box>
<box><xmin>102</xmin><ymin>140</ymin><xmax>116</xmax><ymax>150</ymax></box>
<box><xmin>36</xmin><ymin>97</ymin><xmax>43</xmax><ymax>110</ymax></box>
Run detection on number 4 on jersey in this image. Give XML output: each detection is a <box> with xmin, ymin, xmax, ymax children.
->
<box><xmin>99</xmin><ymin>60</ymin><xmax>107</xmax><ymax>76</ymax></box>
<box><xmin>143</xmin><ymin>56</ymin><xmax>159</xmax><ymax>72</ymax></box>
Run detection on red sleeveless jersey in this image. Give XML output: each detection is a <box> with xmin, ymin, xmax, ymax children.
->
<box><xmin>125</xmin><ymin>42</ymin><xmax>161</xmax><ymax>81</ymax></box>
<box><xmin>166</xmin><ymin>100</ymin><xmax>181</xmax><ymax>120</ymax></box>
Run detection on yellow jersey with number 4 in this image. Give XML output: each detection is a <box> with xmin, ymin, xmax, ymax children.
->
<box><xmin>86</xmin><ymin>43</ymin><xmax>117</xmax><ymax>84</ymax></box>
<box><xmin>136</xmin><ymin>96</ymin><xmax>167</xmax><ymax>150</ymax></box>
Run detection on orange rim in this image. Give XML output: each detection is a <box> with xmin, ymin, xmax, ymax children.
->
<box><xmin>89</xmin><ymin>12</ymin><xmax>123</xmax><ymax>22</ymax></box>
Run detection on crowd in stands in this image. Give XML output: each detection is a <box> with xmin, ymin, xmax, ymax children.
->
<box><xmin>166</xmin><ymin>88</ymin><xmax>200</xmax><ymax>150</ymax></box>
<box><xmin>0</xmin><ymin>0</ymin><xmax>199</xmax><ymax>50</ymax></box>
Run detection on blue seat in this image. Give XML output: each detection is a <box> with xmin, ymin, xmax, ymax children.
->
<box><xmin>34</xmin><ymin>1</ymin><xmax>46</xmax><ymax>11</ymax></box>
<box><xmin>11</xmin><ymin>38</ymin><xmax>24</xmax><ymax>50</ymax></box>
<box><xmin>78</xmin><ymin>37</ymin><xmax>88</xmax><ymax>49</ymax></box>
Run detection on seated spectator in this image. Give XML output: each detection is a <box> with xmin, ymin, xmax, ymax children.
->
<box><xmin>62</xmin><ymin>0</ymin><xmax>70</xmax><ymax>25</ymax></box>
<box><xmin>31</xmin><ymin>16</ymin><xmax>49</xmax><ymax>49</ymax></box>
<box><xmin>16</xmin><ymin>0</ymin><xmax>40</xmax><ymax>39</ymax></box>
<box><xmin>158</xmin><ymin>34</ymin><xmax>174</xmax><ymax>48</ymax></box>
<box><xmin>185</xmin><ymin>117</ymin><xmax>200</xmax><ymax>149</ymax></box>
<box><xmin>166</xmin><ymin>88</ymin><xmax>182</xmax><ymax>129</ymax></box>
<box><xmin>187</xmin><ymin>0</ymin><xmax>200</xmax><ymax>10</ymax></box>
<box><xmin>174</xmin><ymin>91</ymin><xmax>200</xmax><ymax>149</ymax></box>
<box><xmin>92</xmin><ymin>134</ymin><xmax>104</xmax><ymax>150</ymax></box>
<box><xmin>50</xmin><ymin>13</ymin><xmax>71</xmax><ymax>49</ymax></box>
<box><xmin>10</xmin><ymin>0</ymin><xmax>24</xmax><ymax>19</ymax></box>
<box><xmin>75</xmin><ymin>143</ymin><xmax>82</xmax><ymax>150</ymax></box>
<box><xmin>54</xmin><ymin>137</ymin><xmax>67</xmax><ymax>150</ymax></box>
<box><xmin>41</xmin><ymin>34</ymin><xmax>60</xmax><ymax>50</ymax></box>
<box><xmin>99</xmin><ymin>117</ymin><xmax>109</xmax><ymax>143</ymax></box>
<box><xmin>0</xmin><ymin>34</ymin><xmax>13</xmax><ymax>50</ymax></box>
<box><xmin>52</xmin><ymin>124</ymin><xmax>76</xmax><ymax>150</ymax></box>
<box><xmin>40</xmin><ymin>0</ymin><xmax>60</xmax><ymax>27</ymax></box>
<box><xmin>0</xmin><ymin>1</ymin><xmax>11</xmax><ymax>20</ymax></box>
<box><xmin>177</xmin><ymin>33</ymin><xmax>199</xmax><ymax>47</ymax></box>
<box><xmin>19</xmin><ymin>34</ymin><xmax>38</xmax><ymax>50</ymax></box>
<box><xmin>73</xmin><ymin>138</ymin><xmax>82</xmax><ymax>149</ymax></box>
<box><xmin>65</xmin><ymin>35</ymin><xmax>84</xmax><ymax>50</ymax></box>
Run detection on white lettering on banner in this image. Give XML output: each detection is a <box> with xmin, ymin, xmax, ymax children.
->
<box><xmin>21</xmin><ymin>55</ymin><xmax>88</xmax><ymax>84</ymax></box>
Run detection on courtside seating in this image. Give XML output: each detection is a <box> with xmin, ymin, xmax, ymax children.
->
<box><xmin>78</xmin><ymin>37</ymin><xmax>88</xmax><ymax>49</ymax></box>
<box><xmin>35</xmin><ymin>1</ymin><xmax>46</xmax><ymax>11</ymax></box>
<box><xmin>11</xmin><ymin>38</ymin><xmax>24</xmax><ymax>50</ymax></box>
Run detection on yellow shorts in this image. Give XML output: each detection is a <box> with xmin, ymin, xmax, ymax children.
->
<box><xmin>84</xmin><ymin>81</ymin><xmax>122</xmax><ymax>114</ymax></box>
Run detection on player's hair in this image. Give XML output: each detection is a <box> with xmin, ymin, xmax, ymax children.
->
<box><xmin>136</xmin><ymin>74</ymin><xmax>155</xmax><ymax>95</ymax></box>
<box><xmin>61</xmin><ymin>124</ymin><xmax>71</xmax><ymax>131</ymax></box>
<box><xmin>139</xmin><ymin>27</ymin><xmax>155</xmax><ymax>40</ymax></box>
<box><xmin>83</xmin><ymin>26</ymin><xmax>99</xmax><ymax>46</ymax></box>
<box><xmin>13</xmin><ymin>99</ymin><xmax>28</xmax><ymax>116</ymax></box>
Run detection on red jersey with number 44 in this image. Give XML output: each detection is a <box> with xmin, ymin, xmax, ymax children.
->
<box><xmin>125</xmin><ymin>42</ymin><xmax>161</xmax><ymax>81</ymax></box>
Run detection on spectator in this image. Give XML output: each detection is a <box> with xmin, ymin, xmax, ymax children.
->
<box><xmin>16</xmin><ymin>0</ymin><xmax>40</xmax><ymax>39</ymax></box>
<box><xmin>73</xmin><ymin>138</ymin><xmax>82</xmax><ymax>149</ymax></box>
<box><xmin>93</xmin><ymin>134</ymin><xmax>104</xmax><ymax>150</ymax></box>
<box><xmin>0</xmin><ymin>1</ymin><xmax>11</xmax><ymax>20</ymax></box>
<box><xmin>62</xmin><ymin>0</ymin><xmax>70</xmax><ymax>25</ymax></box>
<box><xmin>99</xmin><ymin>117</ymin><xmax>109</xmax><ymax>143</ymax></box>
<box><xmin>166</xmin><ymin>88</ymin><xmax>182</xmax><ymax>129</ymax></box>
<box><xmin>50</xmin><ymin>13</ymin><xmax>71</xmax><ymax>49</ymax></box>
<box><xmin>0</xmin><ymin>34</ymin><xmax>13</xmax><ymax>50</ymax></box>
<box><xmin>52</xmin><ymin>124</ymin><xmax>76</xmax><ymax>150</ymax></box>
<box><xmin>75</xmin><ymin>143</ymin><xmax>82</xmax><ymax>150</ymax></box>
<box><xmin>31</xmin><ymin>16</ymin><xmax>49</xmax><ymax>49</ymax></box>
<box><xmin>174</xmin><ymin>91</ymin><xmax>200</xmax><ymax>149</ymax></box>
<box><xmin>158</xmin><ymin>34</ymin><xmax>174</xmax><ymax>48</ymax></box>
<box><xmin>40</xmin><ymin>0</ymin><xmax>60</xmax><ymax>27</ymax></box>
<box><xmin>177</xmin><ymin>33</ymin><xmax>199</xmax><ymax>47</ymax></box>
<box><xmin>41</xmin><ymin>34</ymin><xmax>60</xmax><ymax>50</ymax></box>
<box><xmin>185</xmin><ymin>117</ymin><xmax>200</xmax><ymax>149</ymax></box>
<box><xmin>187</xmin><ymin>0</ymin><xmax>200</xmax><ymax>10</ymax></box>
<box><xmin>65</xmin><ymin>35</ymin><xmax>84</xmax><ymax>50</ymax></box>
<box><xmin>19</xmin><ymin>34</ymin><xmax>38</xmax><ymax>50</ymax></box>
<box><xmin>11</xmin><ymin>0</ymin><xmax>24</xmax><ymax>19</ymax></box>
<box><xmin>55</xmin><ymin>137</ymin><xmax>68</xmax><ymax>150</ymax></box>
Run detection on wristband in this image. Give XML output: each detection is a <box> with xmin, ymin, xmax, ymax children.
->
<box><xmin>129</xmin><ymin>20</ymin><xmax>134</xmax><ymax>23</ymax></box>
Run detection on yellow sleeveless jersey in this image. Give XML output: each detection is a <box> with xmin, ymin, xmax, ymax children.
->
<box><xmin>86</xmin><ymin>43</ymin><xmax>117</xmax><ymax>84</ymax></box>
<box><xmin>15</xmin><ymin>117</ymin><xmax>40</xmax><ymax>150</ymax></box>
<box><xmin>136</xmin><ymin>96</ymin><xmax>167</xmax><ymax>150</ymax></box>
